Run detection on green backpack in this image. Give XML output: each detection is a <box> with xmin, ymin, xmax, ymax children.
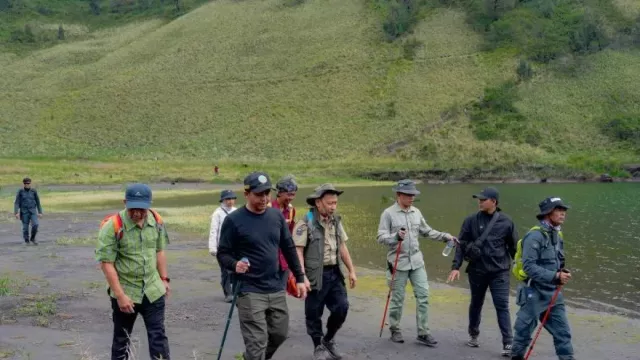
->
<box><xmin>512</xmin><ymin>226</ymin><xmax>564</xmax><ymax>281</ymax></box>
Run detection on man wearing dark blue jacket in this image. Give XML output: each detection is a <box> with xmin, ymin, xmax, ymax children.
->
<box><xmin>510</xmin><ymin>197</ymin><xmax>574</xmax><ymax>360</ymax></box>
<box><xmin>14</xmin><ymin>177</ymin><xmax>43</xmax><ymax>245</ymax></box>
<box><xmin>217</xmin><ymin>171</ymin><xmax>307</xmax><ymax>360</ymax></box>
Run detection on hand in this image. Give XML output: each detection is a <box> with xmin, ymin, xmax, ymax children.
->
<box><xmin>556</xmin><ymin>271</ymin><xmax>571</xmax><ymax>285</ymax></box>
<box><xmin>117</xmin><ymin>294</ymin><xmax>135</xmax><ymax>314</ymax></box>
<box><xmin>38</xmin><ymin>213</ymin><xmax>42</xmax><ymax>218</ymax></box>
<box><xmin>235</xmin><ymin>260</ymin><xmax>250</xmax><ymax>274</ymax></box>
<box><xmin>397</xmin><ymin>229</ymin><xmax>406</xmax><ymax>241</ymax></box>
<box><xmin>448</xmin><ymin>234</ymin><xmax>459</xmax><ymax>245</ymax></box>
<box><xmin>162</xmin><ymin>279</ymin><xmax>171</xmax><ymax>298</ymax></box>
<box><xmin>447</xmin><ymin>270</ymin><xmax>460</xmax><ymax>283</ymax></box>
<box><xmin>303</xmin><ymin>276</ymin><xmax>311</xmax><ymax>292</ymax></box>
<box><xmin>348</xmin><ymin>271</ymin><xmax>357</xmax><ymax>289</ymax></box>
<box><xmin>15</xmin><ymin>213</ymin><xmax>19</xmax><ymax>220</ymax></box>
<box><xmin>296</xmin><ymin>282</ymin><xmax>308</xmax><ymax>299</ymax></box>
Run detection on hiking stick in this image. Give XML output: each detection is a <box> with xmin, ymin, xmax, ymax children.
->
<box><xmin>217</xmin><ymin>277</ymin><xmax>241</xmax><ymax>360</ymax></box>
<box><xmin>379</xmin><ymin>230</ymin><xmax>404</xmax><ymax>337</ymax></box>
<box><xmin>524</xmin><ymin>285</ymin><xmax>563</xmax><ymax>360</ymax></box>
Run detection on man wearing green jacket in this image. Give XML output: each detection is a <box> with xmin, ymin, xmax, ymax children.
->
<box><xmin>377</xmin><ymin>179</ymin><xmax>456</xmax><ymax>346</ymax></box>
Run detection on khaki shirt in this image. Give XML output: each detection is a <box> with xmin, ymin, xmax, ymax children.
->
<box><xmin>377</xmin><ymin>202</ymin><xmax>451</xmax><ymax>271</ymax></box>
<box><xmin>293</xmin><ymin>215</ymin><xmax>349</xmax><ymax>266</ymax></box>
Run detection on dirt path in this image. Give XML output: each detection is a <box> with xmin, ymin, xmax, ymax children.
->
<box><xmin>1</xmin><ymin>214</ymin><xmax>639</xmax><ymax>360</ymax></box>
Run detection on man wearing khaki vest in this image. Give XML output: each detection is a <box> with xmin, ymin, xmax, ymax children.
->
<box><xmin>292</xmin><ymin>184</ymin><xmax>357</xmax><ymax>360</ymax></box>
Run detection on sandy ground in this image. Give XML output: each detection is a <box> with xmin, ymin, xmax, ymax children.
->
<box><xmin>1</xmin><ymin>213</ymin><xmax>639</xmax><ymax>360</ymax></box>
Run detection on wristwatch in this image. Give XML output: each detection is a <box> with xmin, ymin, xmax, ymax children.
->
<box><xmin>161</xmin><ymin>276</ymin><xmax>170</xmax><ymax>283</ymax></box>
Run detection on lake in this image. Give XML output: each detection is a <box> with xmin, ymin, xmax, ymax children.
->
<box><xmin>90</xmin><ymin>182</ymin><xmax>640</xmax><ymax>317</ymax></box>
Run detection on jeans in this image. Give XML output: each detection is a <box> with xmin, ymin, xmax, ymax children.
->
<box><xmin>468</xmin><ymin>270</ymin><xmax>513</xmax><ymax>344</ymax></box>
<box><xmin>20</xmin><ymin>210</ymin><xmax>39</xmax><ymax>242</ymax></box>
<box><xmin>111</xmin><ymin>295</ymin><xmax>170</xmax><ymax>360</ymax></box>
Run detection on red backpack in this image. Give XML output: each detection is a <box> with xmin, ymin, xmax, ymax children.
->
<box><xmin>99</xmin><ymin>209</ymin><xmax>164</xmax><ymax>241</ymax></box>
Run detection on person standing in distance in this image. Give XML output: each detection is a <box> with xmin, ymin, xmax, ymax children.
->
<box><xmin>217</xmin><ymin>172</ymin><xmax>307</xmax><ymax>360</ymax></box>
<box><xmin>209</xmin><ymin>189</ymin><xmax>238</xmax><ymax>302</ymax></box>
<box><xmin>448</xmin><ymin>187</ymin><xmax>518</xmax><ymax>357</ymax></box>
<box><xmin>14</xmin><ymin>177</ymin><xmax>43</xmax><ymax>245</ymax></box>
<box><xmin>269</xmin><ymin>175</ymin><xmax>299</xmax><ymax>288</ymax></box>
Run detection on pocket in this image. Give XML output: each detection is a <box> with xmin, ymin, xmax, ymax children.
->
<box><xmin>487</xmin><ymin>237</ymin><xmax>506</xmax><ymax>258</ymax></box>
<box><xmin>516</xmin><ymin>286</ymin><xmax>527</xmax><ymax>306</ymax></box>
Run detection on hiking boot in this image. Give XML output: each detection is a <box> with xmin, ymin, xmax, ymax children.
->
<box><xmin>224</xmin><ymin>295</ymin><xmax>233</xmax><ymax>303</ymax></box>
<box><xmin>416</xmin><ymin>334</ymin><xmax>438</xmax><ymax>347</ymax></box>
<box><xmin>467</xmin><ymin>336</ymin><xmax>479</xmax><ymax>347</ymax></box>
<box><xmin>510</xmin><ymin>356</ymin><xmax>524</xmax><ymax>360</ymax></box>
<box><xmin>502</xmin><ymin>343</ymin><xmax>512</xmax><ymax>357</ymax></box>
<box><xmin>313</xmin><ymin>345</ymin><xmax>328</xmax><ymax>360</ymax></box>
<box><xmin>390</xmin><ymin>330</ymin><xmax>404</xmax><ymax>343</ymax></box>
<box><xmin>322</xmin><ymin>339</ymin><xmax>342</xmax><ymax>360</ymax></box>
<box><xmin>30</xmin><ymin>239</ymin><xmax>38</xmax><ymax>246</ymax></box>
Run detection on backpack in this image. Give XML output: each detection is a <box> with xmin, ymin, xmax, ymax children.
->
<box><xmin>512</xmin><ymin>225</ymin><xmax>564</xmax><ymax>281</ymax></box>
<box><xmin>99</xmin><ymin>209</ymin><xmax>164</xmax><ymax>241</ymax></box>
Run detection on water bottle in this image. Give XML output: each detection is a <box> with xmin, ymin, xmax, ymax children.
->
<box><xmin>442</xmin><ymin>239</ymin><xmax>455</xmax><ymax>256</ymax></box>
<box><xmin>240</xmin><ymin>257</ymin><xmax>250</xmax><ymax>266</ymax></box>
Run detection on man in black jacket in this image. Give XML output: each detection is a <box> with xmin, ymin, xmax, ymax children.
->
<box><xmin>217</xmin><ymin>171</ymin><xmax>307</xmax><ymax>360</ymax></box>
<box><xmin>447</xmin><ymin>187</ymin><xmax>518</xmax><ymax>357</ymax></box>
<box><xmin>14</xmin><ymin>177</ymin><xmax>43</xmax><ymax>245</ymax></box>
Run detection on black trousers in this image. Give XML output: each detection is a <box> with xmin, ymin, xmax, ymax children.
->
<box><xmin>218</xmin><ymin>258</ymin><xmax>232</xmax><ymax>297</ymax></box>
<box><xmin>468</xmin><ymin>270</ymin><xmax>513</xmax><ymax>345</ymax></box>
<box><xmin>111</xmin><ymin>295</ymin><xmax>170</xmax><ymax>360</ymax></box>
<box><xmin>305</xmin><ymin>266</ymin><xmax>349</xmax><ymax>344</ymax></box>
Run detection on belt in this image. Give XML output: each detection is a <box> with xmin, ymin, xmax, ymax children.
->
<box><xmin>323</xmin><ymin>264</ymin><xmax>339</xmax><ymax>271</ymax></box>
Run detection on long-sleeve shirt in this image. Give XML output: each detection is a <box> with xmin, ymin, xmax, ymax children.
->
<box><xmin>217</xmin><ymin>206</ymin><xmax>305</xmax><ymax>294</ymax></box>
<box><xmin>377</xmin><ymin>202</ymin><xmax>451</xmax><ymax>271</ymax></box>
<box><xmin>14</xmin><ymin>188</ymin><xmax>43</xmax><ymax>214</ymax></box>
<box><xmin>452</xmin><ymin>210</ymin><xmax>518</xmax><ymax>274</ymax></box>
<box><xmin>208</xmin><ymin>205</ymin><xmax>237</xmax><ymax>253</ymax></box>
<box><xmin>269</xmin><ymin>199</ymin><xmax>296</xmax><ymax>271</ymax></box>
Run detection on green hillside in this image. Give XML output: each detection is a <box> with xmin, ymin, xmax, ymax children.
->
<box><xmin>1</xmin><ymin>0</ymin><xmax>639</xmax><ymax>185</ymax></box>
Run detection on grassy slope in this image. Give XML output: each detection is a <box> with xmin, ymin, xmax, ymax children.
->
<box><xmin>1</xmin><ymin>0</ymin><xmax>639</xmax><ymax>186</ymax></box>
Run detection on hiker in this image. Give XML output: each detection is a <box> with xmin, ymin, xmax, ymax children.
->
<box><xmin>13</xmin><ymin>177</ymin><xmax>43</xmax><ymax>245</ymax></box>
<box><xmin>269</xmin><ymin>175</ymin><xmax>298</xmax><ymax>287</ymax></box>
<box><xmin>447</xmin><ymin>187</ymin><xmax>518</xmax><ymax>357</ymax></box>
<box><xmin>376</xmin><ymin>179</ymin><xmax>456</xmax><ymax>346</ymax></box>
<box><xmin>510</xmin><ymin>197</ymin><xmax>574</xmax><ymax>360</ymax></box>
<box><xmin>217</xmin><ymin>171</ymin><xmax>307</xmax><ymax>360</ymax></box>
<box><xmin>209</xmin><ymin>189</ymin><xmax>238</xmax><ymax>302</ymax></box>
<box><xmin>95</xmin><ymin>183</ymin><xmax>171</xmax><ymax>360</ymax></box>
<box><xmin>292</xmin><ymin>184</ymin><xmax>357</xmax><ymax>360</ymax></box>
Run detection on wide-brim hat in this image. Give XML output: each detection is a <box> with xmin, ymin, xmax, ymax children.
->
<box><xmin>306</xmin><ymin>183</ymin><xmax>344</xmax><ymax>206</ymax></box>
<box><xmin>219</xmin><ymin>189</ymin><xmax>237</xmax><ymax>203</ymax></box>
<box><xmin>536</xmin><ymin>197</ymin><xmax>570</xmax><ymax>219</ymax></box>
<box><xmin>392</xmin><ymin>179</ymin><xmax>421</xmax><ymax>195</ymax></box>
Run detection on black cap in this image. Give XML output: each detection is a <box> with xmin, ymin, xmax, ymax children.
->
<box><xmin>243</xmin><ymin>172</ymin><xmax>274</xmax><ymax>193</ymax></box>
<box><xmin>219</xmin><ymin>189</ymin><xmax>237</xmax><ymax>202</ymax></box>
<box><xmin>536</xmin><ymin>197</ymin><xmax>570</xmax><ymax>219</ymax></box>
<box><xmin>23</xmin><ymin>177</ymin><xmax>31</xmax><ymax>184</ymax></box>
<box><xmin>472</xmin><ymin>187</ymin><xmax>499</xmax><ymax>201</ymax></box>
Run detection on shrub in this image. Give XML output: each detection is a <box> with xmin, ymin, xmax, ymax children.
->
<box><xmin>516</xmin><ymin>58</ymin><xmax>534</xmax><ymax>81</ymax></box>
<box><xmin>600</xmin><ymin>116</ymin><xmax>640</xmax><ymax>144</ymax></box>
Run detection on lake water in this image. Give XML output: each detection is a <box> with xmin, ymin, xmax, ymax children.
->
<box><xmin>92</xmin><ymin>182</ymin><xmax>640</xmax><ymax>317</ymax></box>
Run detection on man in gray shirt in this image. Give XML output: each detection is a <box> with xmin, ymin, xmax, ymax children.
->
<box><xmin>377</xmin><ymin>179</ymin><xmax>456</xmax><ymax>346</ymax></box>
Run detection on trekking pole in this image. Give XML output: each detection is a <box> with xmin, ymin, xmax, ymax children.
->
<box><xmin>379</xmin><ymin>228</ymin><xmax>405</xmax><ymax>337</ymax></box>
<box><xmin>217</xmin><ymin>258</ymin><xmax>248</xmax><ymax>360</ymax></box>
<box><xmin>524</xmin><ymin>285</ymin><xmax>563</xmax><ymax>360</ymax></box>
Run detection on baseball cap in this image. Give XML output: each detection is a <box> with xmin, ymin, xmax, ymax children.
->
<box><xmin>125</xmin><ymin>183</ymin><xmax>152</xmax><ymax>209</ymax></box>
<box><xmin>472</xmin><ymin>187</ymin><xmax>499</xmax><ymax>201</ymax></box>
<box><xmin>243</xmin><ymin>172</ymin><xmax>274</xmax><ymax>193</ymax></box>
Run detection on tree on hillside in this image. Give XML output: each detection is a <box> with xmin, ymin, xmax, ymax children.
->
<box><xmin>58</xmin><ymin>25</ymin><xmax>65</xmax><ymax>40</ymax></box>
<box><xmin>484</xmin><ymin>0</ymin><xmax>516</xmax><ymax>20</ymax></box>
<box><xmin>90</xmin><ymin>0</ymin><xmax>101</xmax><ymax>15</ymax></box>
<box><xmin>174</xmin><ymin>0</ymin><xmax>182</xmax><ymax>12</ymax></box>
<box><xmin>0</xmin><ymin>0</ymin><xmax>11</xmax><ymax>11</ymax></box>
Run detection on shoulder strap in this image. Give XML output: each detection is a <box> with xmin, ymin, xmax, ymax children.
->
<box><xmin>113</xmin><ymin>213</ymin><xmax>124</xmax><ymax>241</ymax></box>
<box><xmin>472</xmin><ymin>211</ymin><xmax>500</xmax><ymax>248</ymax></box>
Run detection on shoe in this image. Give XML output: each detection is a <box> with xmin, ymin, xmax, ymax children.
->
<box><xmin>467</xmin><ymin>336</ymin><xmax>479</xmax><ymax>347</ymax></box>
<box><xmin>390</xmin><ymin>330</ymin><xmax>404</xmax><ymax>343</ymax></box>
<box><xmin>313</xmin><ymin>345</ymin><xmax>328</xmax><ymax>360</ymax></box>
<box><xmin>510</xmin><ymin>356</ymin><xmax>524</xmax><ymax>360</ymax></box>
<box><xmin>322</xmin><ymin>339</ymin><xmax>342</xmax><ymax>360</ymax></box>
<box><xmin>502</xmin><ymin>343</ymin><xmax>512</xmax><ymax>357</ymax></box>
<box><xmin>30</xmin><ymin>240</ymin><xmax>38</xmax><ymax>246</ymax></box>
<box><xmin>224</xmin><ymin>295</ymin><xmax>232</xmax><ymax>303</ymax></box>
<box><xmin>416</xmin><ymin>334</ymin><xmax>438</xmax><ymax>347</ymax></box>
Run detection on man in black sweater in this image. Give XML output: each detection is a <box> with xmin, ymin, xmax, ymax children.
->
<box><xmin>217</xmin><ymin>171</ymin><xmax>307</xmax><ymax>360</ymax></box>
<box><xmin>447</xmin><ymin>187</ymin><xmax>518</xmax><ymax>357</ymax></box>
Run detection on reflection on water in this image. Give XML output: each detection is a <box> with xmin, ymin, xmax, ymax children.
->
<box><xmin>83</xmin><ymin>182</ymin><xmax>640</xmax><ymax>315</ymax></box>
